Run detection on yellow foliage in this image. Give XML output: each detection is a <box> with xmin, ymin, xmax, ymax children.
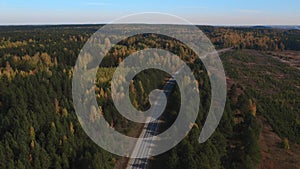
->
<box><xmin>54</xmin><ymin>98</ymin><xmax>60</xmax><ymax>113</ymax></box>
<box><xmin>193</xmin><ymin>123</ymin><xmax>199</xmax><ymax>129</ymax></box>
<box><xmin>69</xmin><ymin>122</ymin><xmax>75</xmax><ymax>135</ymax></box>
<box><xmin>40</xmin><ymin>52</ymin><xmax>52</xmax><ymax>66</ymax></box>
<box><xmin>30</xmin><ymin>126</ymin><xmax>35</xmax><ymax>139</ymax></box>
<box><xmin>249</xmin><ymin>99</ymin><xmax>257</xmax><ymax>116</ymax></box>
<box><xmin>63</xmin><ymin>135</ymin><xmax>68</xmax><ymax>141</ymax></box>
<box><xmin>30</xmin><ymin>140</ymin><xmax>35</xmax><ymax>149</ymax></box>
<box><xmin>61</xmin><ymin>108</ymin><xmax>68</xmax><ymax>117</ymax></box>
<box><xmin>29</xmin><ymin>154</ymin><xmax>33</xmax><ymax>163</ymax></box>
<box><xmin>283</xmin><ymin>138</ymin><xmax>290</xmax><ymax>150</ymax></box>
<box><xmin>0</xmin><ymin>40</ymin><xmax>27</xmax><ymax>49</ymax></box>
<box><xmin>51</xmin><ymin>122</ymin><xmax>56</xmax><ymax>129</ymax></box>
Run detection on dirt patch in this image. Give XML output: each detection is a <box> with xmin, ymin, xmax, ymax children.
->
<box><xmin>257</xmin><ymin>116</ymin><xmax>300</xmax><ymax>169</ymax></box>
<box><xmin>114</xmin><ymin>157</ymin><xmax>130</xmax><ymax>169</ymax></box>
<box><xmin>114</xmin><ymin>123</ymin><xmax>144</xmax><ymax>169</ymax></box>
<box><xmin>266</xmin><ymin>50</ymin><xmax>300</xmax><ymax>70</ymax></box>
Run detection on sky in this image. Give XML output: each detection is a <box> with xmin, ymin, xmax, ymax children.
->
<box><xmin>0</xmin><ymin>0</ymin><xmax>299</xmax><ymax>25</ymax></box>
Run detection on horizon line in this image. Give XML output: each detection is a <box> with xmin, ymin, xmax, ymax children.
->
<box><xmin>0</xmin><ymin>22</ymin><xmax>299</xmax><ymax>27</ymax></box>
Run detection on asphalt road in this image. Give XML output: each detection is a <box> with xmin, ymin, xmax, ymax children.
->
<box><xmin>126</xmin><ymin>48</ymin><xmax>231</xmax><ymax>169</ymax></box>
<box><xmin>126</xmin><ymin>77</ymin><xmax>176</xmax><ymax>169</ymax></box>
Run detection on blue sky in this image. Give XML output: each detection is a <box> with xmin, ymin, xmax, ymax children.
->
<box><xmin>0</xmin><ymin>0</ymin><xmax>299</xmax><ymax>25</ymax></box>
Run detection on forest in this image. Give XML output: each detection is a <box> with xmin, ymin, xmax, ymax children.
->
<box><xmin>0</xmin><ymin>25</ymin><xmax>299</xmax><ymax>169</ymax></box>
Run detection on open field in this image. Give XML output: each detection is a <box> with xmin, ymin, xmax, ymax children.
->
<box><xmin>221</xmin><ymin>49</ymin><xmax>300</xmax><ymax>169</ymax></box>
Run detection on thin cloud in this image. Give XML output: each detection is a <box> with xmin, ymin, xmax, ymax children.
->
<box><xmin>84</xmin><ymin>2</ymin><xmax>111</xmax><ymax>6</ymax></box>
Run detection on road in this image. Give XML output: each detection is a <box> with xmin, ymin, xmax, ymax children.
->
<box><xmin>200</xmin><ymin>47</ymin><xmax>233</xmax><ymax>59</ymax></box>
<box><xmin>126</xmin><ymin>77</ymin><xmax>176</xmax><ymax>169</ymax></box>
<box><xmin>126</xmin><ymin>48</ymin><xmax>231</xmax><ymax>169</ymax></box>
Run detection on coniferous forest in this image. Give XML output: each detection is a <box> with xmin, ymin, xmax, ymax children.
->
<box><xmin>0</xmin><ymin>25</ymin><xmax>299</xmax><ymax>169</ymax></box>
